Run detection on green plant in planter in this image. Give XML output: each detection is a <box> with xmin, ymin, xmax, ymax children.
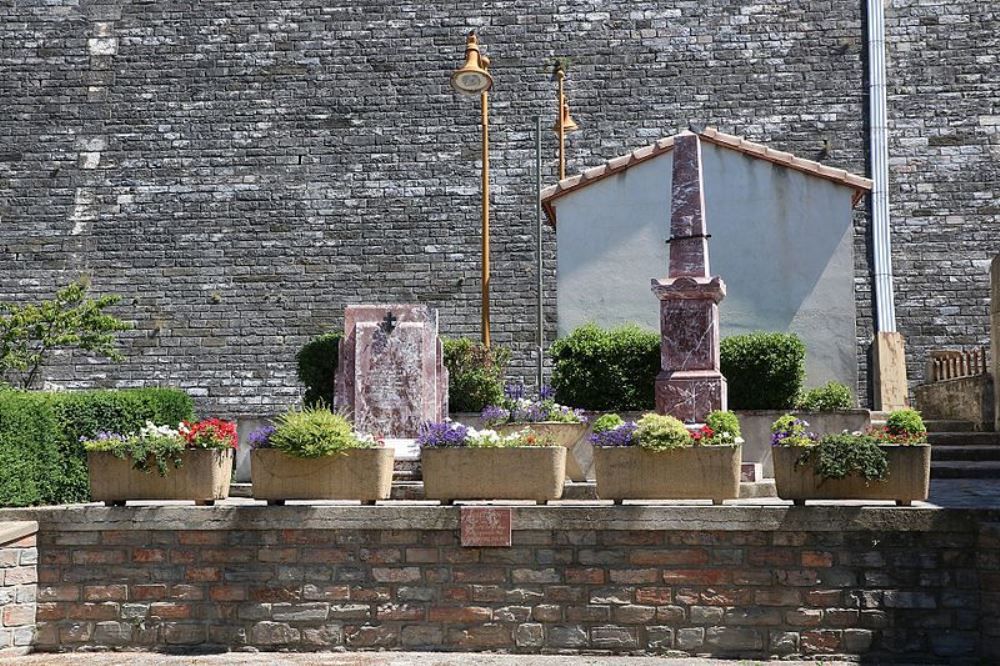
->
<box><xmin>701</xmin><ymin>410</ymin><xmax>742</xmax><ymax>445</ymax></box>
<box><xmin>796</xmin><ymin>381</ymin><xmax>854</xmax><ymax>412</ymax></box>
<box><xmin>635</xmin><ymin>413</ymin><xmax>690</xmax><ymax>451</ymax></box>
<box><xmin>770</xmin><ymin>414</ymin><xmax>818</xmax><ymax>447</ymax></box>
<box><xmin>592</xmin><ymin>413</ymin><xmax>625</xmax><ymax>434</ymax></box>
<box><xmin>81</xmin><ymin>418</ymin><xmax>237</xmax><ymax>477</ymax></box>
<box><xmin>797</xmin><ymin>433</ymin><xmax>889</xmax><ymax>483</ymax></box>
<box><xmin>269</xmin><ymin>406</ymin><xmax>376</xmax><ymax>458</ymax></box>
<box><xmin>442</xmin><ymin>338</ymin><xmax>511</xmax><ymax>413</ymax></box>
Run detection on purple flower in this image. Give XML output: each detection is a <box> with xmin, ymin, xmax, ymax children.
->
<box><xmin>248</xmin><ymin>425</ymin><xmax>276</xmax><ymax>449</ymax></box>
<box><xmin>590</xmin><ymin>422</ymin><xmax>638</xmax><ymax>447</ymax></box>
<box><xmin>504</xmin><ymin>383</ymin><xmax>525</xmax><ymax>401</ymax></box>
<box><xmin>417</xmin><ymin>421</ymin><xmax>471</xmax><ymax>448</ymax></box>
<box><xmin>539</xmin><ymin>384</ymin><xmax>555</xmax><ymax>400</ymax></box>
<box><xmin>481</xmin><ymin>405</ymin><xmax>511</xmax><ymax>426</ymax></box>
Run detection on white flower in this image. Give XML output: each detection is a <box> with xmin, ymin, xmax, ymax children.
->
<box><xmin>138</xmin><ymin>421</ymin><xmax>180</xmax><ymax>440</ymax></box>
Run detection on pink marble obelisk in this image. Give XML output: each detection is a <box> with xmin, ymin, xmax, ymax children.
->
<box><xmin>651</xmin><ymin>132</ymin><xmax>727</xmax><ymax>422</ymax></box>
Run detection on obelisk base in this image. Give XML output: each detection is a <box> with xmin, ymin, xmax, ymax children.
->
<box><xmin>655</xmin><ymin>370</ymin><xmax>727</xmax><ymax>423</ymax></box>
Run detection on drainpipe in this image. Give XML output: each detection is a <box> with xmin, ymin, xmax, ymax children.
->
<box><xmin>867</xmin><ymin>0</ymin><xmax>896</xmax><ymax>333</ymax></box>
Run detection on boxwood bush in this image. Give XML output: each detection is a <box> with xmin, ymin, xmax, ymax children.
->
<box><xmin>0</xmin><ymin>387</ymin><xmax>194</xmax><ymax>507</ymax></box>
<box><xmin>550</xmin><ymin>324</ymin><xmax>660</xmax><ymax>411</ymax></box>
<box><xmin>721</xmin><ymin>332</ymin><xmax>805</xmax><ymax>410</ymax></box>
<box><xmin>296</xmin><ymin>332</ymin><xmax>343</xmax><ymax>407</ymax></box>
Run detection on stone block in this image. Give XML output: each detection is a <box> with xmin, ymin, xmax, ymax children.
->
<box><xmin>513</xmin><ymin>623</ymin><xmax>544</xmax><ymax>648</ymax></box>
<box><xmin>249</xmin><ymin>621</ymin><xmax>299</xmax><ymax>645</ymax></box>
<box><xmin>675</xmin><ymin>627</ymin><xmax>704</xmax><ymax>651</ymax></box>
<box><xmin>590</xmin><ymin>625</ymin><xmax>637</xmax><ymax>649</ymax></box>
<box><xmin>547</xmin><ymin>624</ymin><xmax>588</xmax><ymax>648</ymax></box>
<box><xmin>401</xmin><ymin>625</ymin><xmax>442</xmax><ymax>647</ymax></box>
<box><xmin>704</xmin><ymin>627</ymin><xmax>764</xmax><ymax>651</ymax></box>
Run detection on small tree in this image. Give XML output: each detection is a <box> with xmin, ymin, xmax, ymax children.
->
<box><xmin>0</xmin><ymin>279</ymin><xmax>133</xmax><ymax>389</ymax></box>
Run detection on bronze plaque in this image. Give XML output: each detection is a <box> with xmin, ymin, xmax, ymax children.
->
<box><xmin>460</xmin><ymin>507</ymin><xmax>512</xmax><ymax>547</ymax></box>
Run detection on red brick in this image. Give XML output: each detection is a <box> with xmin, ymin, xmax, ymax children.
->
<box><xmin>631</xmin><ymin>549</ymin><xmax>709</xmax><ymax>566</ymax></box>
<box><xmin>39</xmin><ymin>585</ymin><xmax>79</xmax><ymax>602</ymax></box>
<box><xmin>756</xmin><ymin>588</ymin><xmax>801</xmax><ymax>606</ymax></box>
<box><xmin>661</xmin><ymin>569</ymin><xmax>730</xmax><ymax>585</ymax></box>
<box><xmin>377</xmin><ymin>603</ymin><xmax>424</xmax><ymax>620</ymax></box>
<box><xmin>610</xmin><ymin>568</ymin><xmax>659</xmax><ymax>584</ymax></box>
<box><xmin>428</xmin><ymin>606</ymin><xmax>492</xmax><ymax>623</ymax></box>
<box><xmin>201</xmin><ymin>548</ymin><xmax>252</xmax><ymax>564</ymax></box>
<box><xmin>169</xmin><ymin>584</ymin><xmax>204</xmax><ymax>600</ymax></box>
<box><xmin>250</xmin><ymin>586</ymin><xmax>301</xmax><ymax>602</ymax></box>
<box><xmin>209</xmin><ymin>585</ymin><xmax>247</xmax><ymax>602</ymax></box>
<box><xmin>133</xmin><ymin>584</ymin><xmax>168</xmax><ymax>600</ymax></box>
<box><xmin>350</xmin><ymin>586</ymin><xmax>390</xmax><ymax>602</ymax></box>
<box><xmin>443</xmin><ymin>549</ymin><xmax>479</xmax><ymax>564</ymax></box>
<box><xmin>133</xmin><ymin>548</ymin><xmax>167</xmax><ymax>563</ymax></box>
<box><xmin>748</xmin><ymin>548</ymin><xmax>797</xmax><ymax>567</ymax></box>
<box><xmin>406</xmin><ymin>548</ymin><xmax>439</xmax><ymax>563</ymax></box>
<box><xmin>83</xmin><ymin>584</ymin><xmax>127</xmax><ymax>601</ymax></box>
<box><xmin>4</xmin><ymin>566</ymin><xmax>38</xmax><ymax>584</ymax></box>
<box><xmin>178</xmin><ymin>531</ymin><xmax>225</xmax><ymax>545</ymax></box>
<box><xmin>802</xmin><ymin>551</ymin><xmax>834</xmax><ymax>568</ymax></box>
<box><xmin>40</xmin><ymin>550</ymin><xmax>70</xmax><ymax>565</ymax></box>
<box><xmin>636</xmin><ymin>587</ymin><xmax>673</xmax><ymax>605</ymax></box>
<box><xmin>701</xmin><ymin>588</ymin><xmax>753</xmax><ymax>606</ymax></box>
<box><xmin>602</xmin><ymin>531</ymin><xmax>663</xmax><ymax>546</ymax></box>
<box><xmin>360</xmin><ymin>548</ymin><xmax>402</xmax><ymax>564</ymax></box>
<box><xmin>805</xmin><ymin>589</ymin><xmax>843</xmax><ymax>606</ymax></box>
<box><xmin>35</xmin><ymin>602</ymin><xmax>64</xmax><ymax>621</ymax></box>
<box><xmin>565</xmin><ymin>567</ymin><xmax>605</xmax><ymax>584</ymax></box>
<box><xmin>72</xmin><ymin>549</ymin><xmax>125</xmax><ymax>565</ymax></box>
<box><xmin>442</xmin><ymin>586</ymin><xmax>470</xmax><ymax>601</ymax></box>
<box><xmin>170</xmin><ymin>549</ymin><xmax>197</xmax><ymax>565</ymax></box>
<box><xmin>299</xmin><ymin>548</ymin><xmax>352</xmax><ymax>564</ymax></box>
<box><xmin>258</xmin><ymin>548</ymin><xmax>298</xmax><ymax>563</ymax></box>
<box><xmin>801</xmin><ymin>630</ymin><xmax>843</xmax><ymax>654</ymax></box>
<box><xmin>185</xmin><ymin>567</ymin><xmax>221</xmax><ymax>583</ymax></box>
<box><xmin>77</xmin><ymin>602</ymin><xmax>118</xmax><ymax>620</ymax></box>
<box><xmin>280</xmin><ymin>529</ymin><xmax>334</xmax><ymax>545</ymax></box>
<box><xmin>452</xmin><ymin>566</ymin><xmax>506</xmax><ymax>584</ymax></box>
<box><xmin>150</xmin><ymin>602</ymin><xmax>193</xmax><ymax>619</ymax></box>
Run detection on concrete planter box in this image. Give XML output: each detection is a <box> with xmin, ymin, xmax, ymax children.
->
<box><xmin>594</xmin><ymin>445</ymin><xmax>741</xmax><ymax>505</ymax></box>
<box><xmin>422</xmin><ymin>447</ymin><xmax>566</xmax><ymax>504</ymax></box>
<box><xmin>494</xmin><ymin>422</ymin><xmax>590</xmax><ymax>481</ymax></box>
<box><xmin>736</xmin><ymin>409</ymin><xmax>871</xmax><ymax>477</ymax></box>
<box><xmin>773</xmin><ymin>444</ymin><xmax>931</xmax><ymax>506</ymax></box>
<box><xmin>88</xmin><ymin>449</ymin><xmax>233</xmax><ymax>506</ymax></box>
<box><xmin>251</xmin><ymin>447</ymin><xmax>394</xmax><ymax>505</ymax></box>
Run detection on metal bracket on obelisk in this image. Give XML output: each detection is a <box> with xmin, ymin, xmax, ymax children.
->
<box><xmin>652</xmin><ymin>132</ymin><xmax>728</xmax><ymax>422</ymax></box>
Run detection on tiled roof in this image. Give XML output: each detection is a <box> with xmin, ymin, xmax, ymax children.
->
<box><xmin>541</xmin><ymin>128</ymin><xmax>873</xmax><ymax>226</ymax></box>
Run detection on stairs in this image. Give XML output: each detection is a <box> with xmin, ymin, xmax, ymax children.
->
<box><xmin>928</xmin><ymin>421</ymin><xmax>1000</xmax><ymax>479</ymax></box>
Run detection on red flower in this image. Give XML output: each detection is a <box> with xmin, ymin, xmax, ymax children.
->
<box><xmin>182</xmin><ymin>418</ymin><xmax>238</xmax><ymax>450</ymax></box>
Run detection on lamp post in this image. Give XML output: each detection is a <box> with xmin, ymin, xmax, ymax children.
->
<box><xmin>552</xmin><ymin>62</ymin><xmax>579</xmax><ymax>181</ymax></box>
<box><xmin>451</xmin><ymin>31</ymin><xmax>494</xmax><ymax>348</ymax></box>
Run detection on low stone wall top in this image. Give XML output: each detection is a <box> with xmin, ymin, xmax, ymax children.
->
<box><xmin>0</xmin><ymin>504</ymin><xmax>985</xmax><ymax>534</ymax></box>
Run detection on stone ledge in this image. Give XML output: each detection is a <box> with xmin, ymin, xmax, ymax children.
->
<box><xmin>0</xmin><ymin>520</ymin><xmax>38</xmax><ymax>545</ymax></box>
<box><xmin>0</xmin><ymin>505</ymin><xmax>987</xmax><ymax>533</ymax></box>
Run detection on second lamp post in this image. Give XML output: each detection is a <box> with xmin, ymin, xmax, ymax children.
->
<box><xmin>451</xmin><ymin>31</ymin><xmax>494</xmax><ymax>348</ymax></box>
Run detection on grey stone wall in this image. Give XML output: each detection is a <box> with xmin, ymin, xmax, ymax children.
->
<box><xmin>1</xmin><ymin>0</ymin><xmax>988</xmax><ymax>415</ymax></box>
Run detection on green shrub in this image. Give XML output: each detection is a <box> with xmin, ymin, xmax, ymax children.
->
<box><xmin>0</xmin><ymin>387</ymin><xmax>194</xmax><ymax>507</ymax></box>
<box><xmin>720</xmin><ymin>332</ymin><xmax>805</xmax><ymax>410</ymax></box>
<box><xmin>550</xmin><ymin>324</ymin><xmax>659</xmax><ymax>411</ymax></box>
<box><xmin>442</xmin><ymin>338</ymin><xmax>510</xmax><ymax>413</ymax></box>
<box><xmin>705</xmin><ymin>410</ymin><xmax>741</xmax><ymax>438</ymax></box>
<box><xmin>799</xmin><ymin>433</ymin><xmax>888</xmax><ymax>482</ymax></box>
<box><xmin>296</xmin><ymin>332</ymin><xmax>343</xmax><ymax>407</ymax></box>
<box><xmin>885</xmin><ymin>408</ymin><xmax>925</xmax><ymax>437</ymax></box>
<box><xmin>270</xmin><ymin>406</ymin><xmax>373</xmax><ymax>458</ymax></box>
<box><xmin>592</xmin><ymin>413</ymin><xmax>625</xmax><ymax>434</ymax></box>
<box><xmin>796</xmin><ymin>381</ymin><xmax>854</xmax><ymax>412</ymax></box>
<box><xmin>0</xmin><ymin>393</ymin><xmax>62</xmax><ymax>506</ymax></box>
<box><xmin>635</xmin><ymin>413</ymin><xmax>691</xmax><ymax>451</ymax></box>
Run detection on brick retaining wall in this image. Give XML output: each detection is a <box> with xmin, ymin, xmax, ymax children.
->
<box><xmin>0</xmin><ymin>522</ymin><xmax>38</xmax><ymax>657</ymax></box>
<box><xmin>0</xmin><ymin>506</ymin><xmax>996</xmax><ymax>660</ymax></box>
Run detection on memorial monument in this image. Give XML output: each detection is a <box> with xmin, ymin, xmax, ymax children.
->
<box><xmin>335</xmin><ymin>305</ymin><xmax>448</xmax><ymax>451</ymax></box>
<box><xmin>652</xmin><ymin>132</ymin><xmax>727</xmax><ymax>422</ymax></box>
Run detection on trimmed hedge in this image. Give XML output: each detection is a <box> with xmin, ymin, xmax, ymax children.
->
<box><xmin>721</xmin><ymin>332</ymin><xmax>805</xmax><ymax>410</ymax></box>
<box><xmin>296</xmin><ymin>332</ymin><xmax>343</xmax><ymax>407</ymax></box>
<box><xmin>442</xmin><ymin>338</ymin><xmax>510</xmax><ymax>413</ymax></box>
<box><xmin>550</xmin><ymin>324</ymin><xmax>660</xmax><ymax>411</ymax></box>
<box><xmin>0</xmin><ymin>388</ymin><xmax>194</xmax><ymax>507</ymax></box>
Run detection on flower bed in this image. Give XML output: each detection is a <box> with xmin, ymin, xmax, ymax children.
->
<box><xmin>83</xmin><ymin>419</ymin><xmax>236</xmax><ymax>505</ymax></box>
<box><xmin>771</xmin><ymin>409</ymin><xmax>931</xmax><ymax>506</ymax></box>
<box><xmin>418</xmin><ymin>421</ymin><xmax>566</xmax><ymax>504</ymax></box>
<box><xmin>593</xmin><ymin>411</ymin><xmax>743</xmax><ymax>504</ymax></box>
<box><xmin>248</xmin><ymin>407</ymin><xmax>392</xmax><ymax>504</ymax></box>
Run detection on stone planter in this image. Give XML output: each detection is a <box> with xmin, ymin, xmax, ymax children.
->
<box><xmin>88</xmin><ymin>449</ymin><xmax>233</xmax><ymax>506</ymax></box>
<box><xmin>250</xmin><ymin>447</ymin><xmax>393</xmax><ymax>505</ymax></box>
<box><xmin>593</xmin><ymin>445</ymin><xmax>741</xmax><ymax>505</ymax></box>
<box><xmin>494</xmin><ymin>422</ymin><xmax>590</xmax><ymax>481</ymax></box>
<box><xmin>773</xmin><ymin>444</ymin><xmax>931</xmax><ymax>506</ymax></box>
<box><xmin>422</xmin><ymin>447</ymin><xmax>566</xmax><ymax>504</ymax></box>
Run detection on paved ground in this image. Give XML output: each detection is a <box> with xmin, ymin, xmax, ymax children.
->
<box><xmin>5</xmin><ymin>653</ymin><xmax>856</xmax><ymax>666</ymax></box>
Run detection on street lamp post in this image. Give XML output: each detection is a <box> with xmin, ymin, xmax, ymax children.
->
<box><xmin>451</xmin><ymin>31</ymin><xmax>494</xmax><ymax>348</ymax></box>
<box><xmin>552</xmin><ymin>62</ymin><xmax>579</xmax><ymax>181</ymax></box>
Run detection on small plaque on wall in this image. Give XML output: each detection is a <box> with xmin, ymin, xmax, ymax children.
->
<box><xmin>460</xmin><ymin>507</ymin><xmax>512</xmax><ymax>547</ymax></box>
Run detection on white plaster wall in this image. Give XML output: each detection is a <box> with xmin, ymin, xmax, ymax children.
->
<box><xmin>553</xmin><ymin>142</ymin><xmax>858</xmax><ymax>390</ymax></box>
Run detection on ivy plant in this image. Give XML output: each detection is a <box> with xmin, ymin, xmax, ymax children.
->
<box><xmin>797</xmin><ymin>433</ymin><xmax>889</xmax><ymax>483</ymax></box>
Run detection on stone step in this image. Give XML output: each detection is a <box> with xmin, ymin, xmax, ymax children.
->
<box><xmin>924</xmin><ymin>419</ymin><xmax>978</xmax><ymax>433</ymax></box>
<box><xmin>930</xmin><ymin>461</ymin><xmax>1000</xmax><ymax>479</ymax></box>
<box><xmin>932</xmin><ymin>445</ymin><xmax>1000</xmax><ymax>462</ymax></box>
<box><xmin>928</xmin><ymin>432</ymin><xmax>1000</xmax><ymax>446</ymax></box>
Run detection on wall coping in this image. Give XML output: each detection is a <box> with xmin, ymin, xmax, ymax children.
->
<box><xmin>0</xmin><ymin>505</ymin><xmax>990</xmax><ymax>533</ymax></box>
<box><xmin>0</xmin><ymin>520</ymin><xmax>38</xmax><ymax>545</ymax></box>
